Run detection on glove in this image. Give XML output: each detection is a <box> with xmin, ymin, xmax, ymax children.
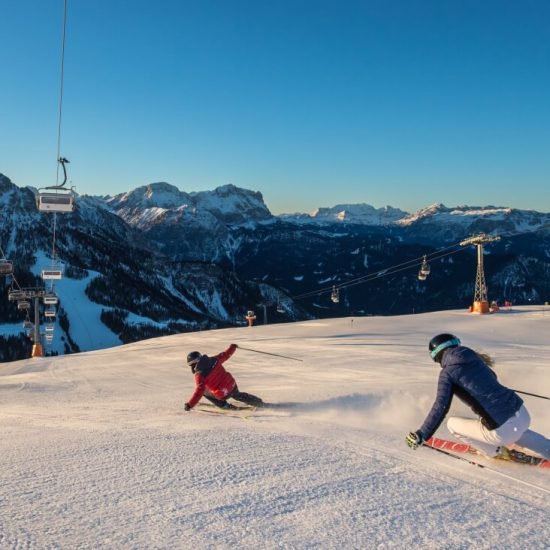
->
<box><xmin>184</xmin><ymin>403</ymin><xmax>191</xmax><ymax>411</ymax></box>
<box><xmin>230</xmin><ymin>343</ymin><xmax>238</xmax><ymax>349</ymax></box>
<box><xmin>406</xmin><ymin>431</ymin><xmax>424</xmax><ymax>450</ymax></box>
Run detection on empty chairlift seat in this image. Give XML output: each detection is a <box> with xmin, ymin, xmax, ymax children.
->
<box><xmin>0</xmin><ymin>259</ymin><xmax>13</xmax><ymax>275</ymax></box>
<box><xmin>8</xmin><ymin>290</ymin><xmax>26</xmax><ymax>301</ymax></box>
<box><xmin>42</xmin><ymin>267</ymin><xmax>63</xmax><ymax>280</ymax></box>
<box><xmin>43</xmin><ymin>293</ymin><xmax>59</xmax><ymax>305</ymax></box>
<box><xmin>44</xmin><ymin>308</ymin><xmax>56</xmax><ymax>318</ymax></box>
<box><xmin>37</xmin><ymin>191</ymin><xmax>75</xmax><ymax>213</ymax></box>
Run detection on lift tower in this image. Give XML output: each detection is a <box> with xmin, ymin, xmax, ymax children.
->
<box><xmin>8</xmin><ymin>287</ymin><xmax>47</xmax><ymax>356</ymax></box>
<box><xmin>459</xmin><ymin>233</ymin><xmax>501</xmax><ymax>314</ymax></box>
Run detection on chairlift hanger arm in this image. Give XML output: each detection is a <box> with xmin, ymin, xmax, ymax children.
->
<box><xmin>59</xmin><ymin>157</ymin><xmax>69</xmax><ymax>187</ymax></box>
<box><xmin>44</xmin><ymin>157</ymin><xmax>70</xmax><ymax>190</ymax></box>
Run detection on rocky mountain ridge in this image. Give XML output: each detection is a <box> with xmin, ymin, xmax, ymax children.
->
<box><xmin>1</xmin><ymin>173</ymin><xmax>549</xmax><ymax>361</ymax></box>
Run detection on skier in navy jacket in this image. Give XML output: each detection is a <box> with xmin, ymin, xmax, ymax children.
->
<box><xmin>406</xmin><ymin>333</ymin><xmax>550</xmax><ymax>460</ymax></box>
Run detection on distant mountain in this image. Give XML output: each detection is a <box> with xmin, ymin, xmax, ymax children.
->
<box><xmin>100</xmin><ymin>182</ymin><xmax>273</xmax><ymax>261</ymax></box>
<box><xmin>104</xmin><ymin>182</ymin><xmax>272</xmax><ymax>226</ymax></box>
<box><xmin>395</xmin><ymin>203</ymin><xmax>550</xmax><ymax>244</ymax></box>
<box><xmin>280</xmin><ymin>203</ymin><xmax>407</xmax><ymax>225</ymax></box>
<box><xmin>2</xmin><ymin>173</ymin><xmax>550</xmax><ymax>362</ymax></box>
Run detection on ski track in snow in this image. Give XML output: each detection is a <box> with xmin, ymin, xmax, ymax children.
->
<box><xmin>1</xmin><ymin>308</ymin><xmax>549</xmax><ymax>549</ymax></box>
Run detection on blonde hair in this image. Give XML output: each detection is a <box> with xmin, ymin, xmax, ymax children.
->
<box><xmin>476</xmin><ymin>351</ymin><xmax>495</xmax><ymax>368</ymax></box>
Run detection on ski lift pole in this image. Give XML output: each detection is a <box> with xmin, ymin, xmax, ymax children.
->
<box><xmin>236</xmin><ymin>346</ymin><xmax>303</xmax><ymax>362</ymax></box>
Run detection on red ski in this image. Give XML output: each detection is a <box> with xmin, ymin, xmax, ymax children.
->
<box><xmin>426</xmin><ymin>437</ymin><xmax>550</xmax><ymax>469</ymax></box>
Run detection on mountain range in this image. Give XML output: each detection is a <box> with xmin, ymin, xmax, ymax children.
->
<box><xmin>1</xmin><ymin>173</ymin><xmax>549</xmax><ymax>361</ymax></box>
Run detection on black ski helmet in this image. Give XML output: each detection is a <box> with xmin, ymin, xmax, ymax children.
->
<box><xmin>429</xmin><ymin>333</ymin><xmax>461</xmax><ymax>362</ymax></box>
<box><xmin>187</xmin><ymin>351</ymin><xmax>202</xmax><ymax>366</ymax></box>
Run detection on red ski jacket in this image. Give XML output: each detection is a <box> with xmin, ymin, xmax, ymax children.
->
<box><xmin>186</xmin><ymin>345</ymin><xmax>237</xmax><ymax>408</ymax></box>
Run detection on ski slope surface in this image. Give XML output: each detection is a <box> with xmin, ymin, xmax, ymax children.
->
<box><xmin>1</xmin><ymin>307</ymin><xmax>549</xmax><ymax>549</ymax></box>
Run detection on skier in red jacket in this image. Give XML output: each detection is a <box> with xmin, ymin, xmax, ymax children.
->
<box><xmin>184</xmin><ymin>344</ymin><xmax>265</xmax><ymax>411</ymax></box>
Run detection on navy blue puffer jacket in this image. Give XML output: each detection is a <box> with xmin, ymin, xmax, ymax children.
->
<box><xmin>419</xmin><ymin>346</ymin><xmax>523</xmax><ymax>440</ymax></box>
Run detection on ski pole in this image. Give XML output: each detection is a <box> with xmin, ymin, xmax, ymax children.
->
<box><xmin>512</xmin><ymin>389</ymin><xmax>550</xmax><ymax>401</ymax></box>
<box><xmin>422</xmin><ymin>443</ymin><xmax>550</xmax><ymax>495</ymax></box>
<box><xmin>236</xmin><ymin>346</ymin><xmax>303</xmax><ymax>362</ymax></box>
<box><xmin>424</xmin><ymin>442</ymin><xmax>485</xmax><ymax>468</ymax></box>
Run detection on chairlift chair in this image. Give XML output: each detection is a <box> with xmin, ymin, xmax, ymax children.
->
<box><xmin>8</xmin><ymin>290</ymin><xmax>26</xmax><ymax>301</ymax></box>
<box><xmin>331</xmin><ymin>286</ymin><xmax>340</xmax><ymax>304</ymax></box>
<box><xmin>45</xmin><ymin>334</ymin><xmax>54</xmax><ymax>343</ymax></box>
<box><xmin>36</xmin><ymin>157</ymin><xmax>75</xmax><ymax>213</ymax></box>
<box><xmin>44</xmin><ymin>308</ymin><xmax>56</xmax><ymax>318</ymax></box>
<box><xmin>276</xmin><ymin>301</ymin><xmax>285</xmax><ymax>314</ymax></box>
<box><xmin>37</xmin><ymin>191</ymin><xmax>75</xmax><ymax>213</ymax></box>
<box><xmin>0</xmin><ymin>259</ymin><xmax>13</xmax><ymax>276</ymax></box>
<box><xmin>418</xmin><ymin>270</ymin><xmax>427</xmax><ymax>281</ymax></box>
<box><xmin>43</xmin><ymin>293</ymin><xmax>59</xmax><ymax>305</ymax></box>
<box><xmin>23</xmin><ymin>320</ymin><xmax>34</xmax><ymax>330</ymax></box>
<box><xmin>42</xmin><ymin>267</ymin><xmax>63</xmax><ymax>280</ymax></box>
<box><xmin>17</xmin><ymin>300</ymin><xmax>31</xmax><ymax>310</ymax></box>
<box><xmin>45</xmin><ymin>325</ymin><xmax>55</xmax><ymax>333</ymax></box>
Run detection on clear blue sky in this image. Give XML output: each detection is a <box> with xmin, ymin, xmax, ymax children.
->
<box><xmin>2</xmin><ymin>0</ymin><xmax>549</xmax><ymax>214</ymax></box>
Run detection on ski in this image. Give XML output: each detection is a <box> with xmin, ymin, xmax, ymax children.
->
<box><xmin>194</xmin><ymin>402</ymin><xmax>257</xmax><ymax>418</ymax></box>
<box><xmin>427</xmin><ymin>437</ymin><xmax>550</xmax><ymax>469</ymax></box>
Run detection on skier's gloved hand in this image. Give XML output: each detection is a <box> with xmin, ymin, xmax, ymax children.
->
<box><xmin>230</xmin><ymin>343</ymin><xmax>238</xmax><ymax>350</ymax></box>
<box><xmin>406</xmin><ymin>431</ymin><xmax>424</xmax><ymax>450</ymax></box>
<box><xmin>184</xmin><ymin>403</ymin><xmax>191</xmax><ymax>411</ymax></box>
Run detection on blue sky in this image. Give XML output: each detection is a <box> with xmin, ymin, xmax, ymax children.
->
<box><xmin>1</xmin><ymin>0</ymin><xmax>549</xmax><ymax>214</ymax></box>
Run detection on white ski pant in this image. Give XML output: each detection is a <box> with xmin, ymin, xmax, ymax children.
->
<box><xmin>447</xmin><ymin>405</ymin><xmax>550</xmax><ymax>459</ymax></box>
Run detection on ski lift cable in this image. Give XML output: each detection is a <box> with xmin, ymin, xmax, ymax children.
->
<box><xmin>46</xmin><ymin>1</ymin><xmax>68</xmax><ymax>281</ymax></box>
<box><xmin>55</xmin><ymin>0</ymin><xmax>68</xmax><ymax>187</ymax></box>
<box><xmin>341</xmin><ymin>247</ymin><xmax>463</xmax><ymax>292</ymax></box>
<box><xmin>289</xmin><ymin>223</ymin><xmax>546</xmax><ymax>303</ymax></box>
<box><xmin>292</xmin><ymin>242</ymin><xmax>463</xmax><ymax>300</ymax></box>
<box><xmin>51</xmin><ymin>212</ymin><xmax>58</xmax><ymax>266</ymax></box>
<box><xmin>337</xmin><ymin>241</ymin><xmax>462</xmax><ymax>290</ymax></box>
<box><xmin>291</xmin><ymin>241</ymin><xmax>465</xmax><ymax>301</ymax></box>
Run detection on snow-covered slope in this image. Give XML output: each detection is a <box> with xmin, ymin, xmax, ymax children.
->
<box><xmin>1</xmin><ymin>308</ymin><xmax>549</xmax><ymax>548</ymax></box>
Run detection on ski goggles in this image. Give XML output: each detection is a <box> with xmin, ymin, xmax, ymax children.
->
<box><xmin>430</xmin><ymin>338</ymin><xmax>461</xmax><ymax>361</ymax></box>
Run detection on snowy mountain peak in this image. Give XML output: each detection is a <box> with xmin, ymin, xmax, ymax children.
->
<box><xmin>282</xmin><ymin>203</ymin><xmax>408</xmax><ymax>225</ymax></box>
<box><xmin>106</xmin><ymin>182</ymin><xmax>193</xmax><ymax>210</ymax></box>
<box><xmin>100</xmin><ymin>180</ymin><xmax>273</xmax><ymax>246</ymax></box>
<box><xmin>193</xmin><ymin>184</ymin><xmax>272</xmax><ymax>224</ymax></box>
<box><xmin>397</xmin><ymin>203</ymin><xmax>527</xmax><ymax>226</ymax></box>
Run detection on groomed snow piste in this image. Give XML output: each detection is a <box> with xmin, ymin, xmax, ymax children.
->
<box><xmin>1</xmin><ymin>307</ymin><xmax>549</xmax><ymax>548</ymax></box>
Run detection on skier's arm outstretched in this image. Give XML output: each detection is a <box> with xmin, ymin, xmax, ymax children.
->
<box><xmin>214</xmin><ymin>343</ymin><xmax>238</xmax><ymax>364</ymax></box>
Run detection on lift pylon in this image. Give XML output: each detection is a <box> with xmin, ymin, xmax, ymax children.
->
<box><xmin>459</xmin><ymin>233</ymin><xmax>501</xmax><ymax>314</ymax></box>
